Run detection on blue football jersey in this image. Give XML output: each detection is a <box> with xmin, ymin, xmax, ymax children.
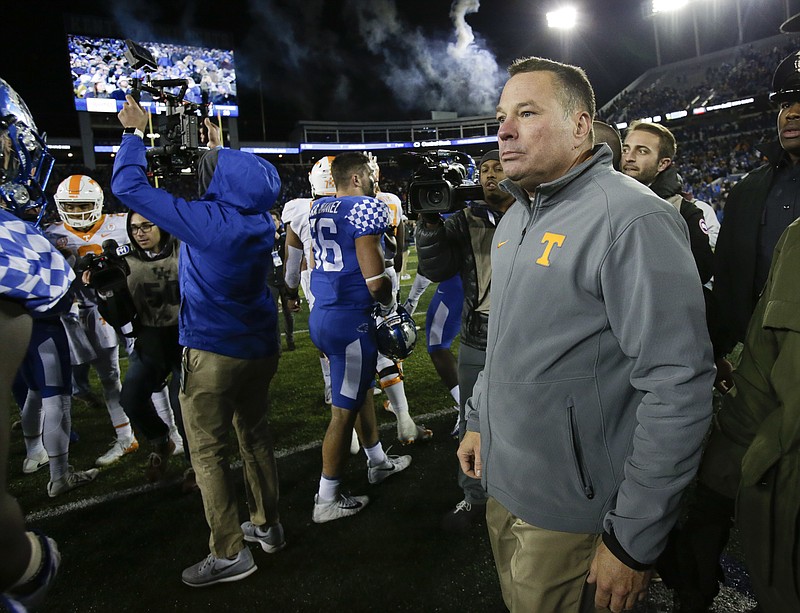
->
<box><xmin>0</xmin><ymin>208</ymin><xmax>75</xmax><ymax>314</ymax></box>
<box><xmin>309</xmin><ymin>195</ymin><xmax>390</xmax><ymax>310</ymax></box>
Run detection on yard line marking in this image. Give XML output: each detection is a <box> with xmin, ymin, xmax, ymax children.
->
<box><xmin>24</xmin><ymin>406</ymin><xmax>457</xmax><ymax>522</ymax></box>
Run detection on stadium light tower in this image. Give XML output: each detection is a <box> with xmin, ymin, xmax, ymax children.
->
<box><xmin>646</xmin><ymin>0</ymin><xmax>702</xmax><ymax>66</ymax></box>
<box><xmin>546</xmin><ymin>7</ymin><xmax>578</xmax><ymax>62</ymax></box>
<box><xmin>546</xmin><ymin>7</ymin><xmax>578</xmax><ymax>30</ymax></box>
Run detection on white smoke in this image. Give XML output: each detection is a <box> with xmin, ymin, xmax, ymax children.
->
<box><xmin>449</xmin><ymin>0</ymin><xmax>479</xmax><ymax>57</ymax></box>
<box><xmin>351</xmin><ymin>0</ymin><xmax>504</xmax><ymax>116</ymax></box>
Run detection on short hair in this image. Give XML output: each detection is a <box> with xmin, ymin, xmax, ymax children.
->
<box><xmin>626</xmin><ymin>120</ymin><xmax>677</xmax><ymax>160</ymax></box>
<box><xmin>593</xmin><ymin>120</ymin><xmax>622</xmax><ymax>170</ymax></box>
<box><xmin>508</xmin><ymin>57</ymin><xmax>596</xmax><ymax>120</ymax></box>
<box><xmin>331</xmin><ymin>152</ymin><xmax>370</xmax><ymax>189</ymax></box>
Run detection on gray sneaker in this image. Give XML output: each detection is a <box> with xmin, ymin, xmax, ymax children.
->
<box><xmin>367</xmin><ymin>454</ymin><xmax>412</xmax><ymax>484</ymax></box>
<box><xmin>181</xmin><ymin>547</ymin><xmax>257</xmax><ymax>587</ymax></box>
<box><xmin>312</xmin><ymin>493</ymin><xmax>369</xmax><ymax>523</ymax></box>
<box><xmin>241</xmin><ymin>521</ymin><xmax>286</xmax><ymax>553</ymax></box>
<box><xmin>47</xmin><ymin>467</ymin><xmax>99</xmax><ymax>498</ymax></box>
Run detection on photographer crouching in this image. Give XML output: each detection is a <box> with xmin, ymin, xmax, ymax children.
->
<box><xmin>111</xmin><ymin>95</ymin><xmax>285</xmax><ymax>587</ymax></box>
<box><xmin>81</xmin><ymin>212</ymin><xmax>186</xmax><ymax>484</ymax></box>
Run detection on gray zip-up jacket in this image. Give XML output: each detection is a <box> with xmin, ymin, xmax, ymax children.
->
<box><xmin>466</xmin><ymin>145</ymin><xmax>715</xmax><ymax>566</ymax></box>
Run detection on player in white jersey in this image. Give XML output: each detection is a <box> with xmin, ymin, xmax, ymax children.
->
<box><xmin>369</xmin><ymin>155</ymin><xmax>432</xmax><ymax>445</ymax></box>
<box><xmin>283</xmin><ymin>157</ymin><xmax>335</xmax><ymax>399</ymax></box>
<box><xmin>281</xmin><ymin>196</ymin><xmax>314</xmax><ymax>308</ymax></box>
<box><xmin>46</xmin><ymin>174</ymin><xmax>139</xmax><ymax>466</ymax></box>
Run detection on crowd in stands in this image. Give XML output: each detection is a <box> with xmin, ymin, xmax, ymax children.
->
<box><xmin>596</xmin><ymin>38</ymin><xmax>800</xmax><ymax>216</ymax></box>
<box><xmin>602</xmin><ymin>37</ymin><xmax>798</xmax><ymax>123</ymax></box>
<box><xmin>671</xmin><ymin>113</ymin><xmax>773</xmax><ymax>210</ymax></box>
<box><xmin>58</xmin><ymin>32</ymin><xmax>800</xmax><ymax>227</ymax></box>
<box><xmin>68</xmin><ymin>35</ymin><xmax>237</xmax><ymax>106</ymax></box>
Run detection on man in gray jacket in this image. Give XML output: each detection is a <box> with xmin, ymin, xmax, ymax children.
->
<box><xmin>457</xmin><ymin>56</ymin><xmax>715</xmax><ymax>612</ymax></box>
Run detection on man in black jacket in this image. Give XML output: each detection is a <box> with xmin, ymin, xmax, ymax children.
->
<box><xmin>622</xmin><ymin>120</ymin><xmax>714</xmax><ymax>287</ymax></box>
<box><xmin>712</xmin><ymin>51</ymin><xmax>800</xmax><ymax>389</ymax></box>
<box><xmin>415</xmin><ymin>150</ymin><xmax>514</xmax><ymax>532</ymax></box>
<box><xmin>657</xmin><ymin>50</ymin><xmax>800</xmax><ymax>613</ymax></box>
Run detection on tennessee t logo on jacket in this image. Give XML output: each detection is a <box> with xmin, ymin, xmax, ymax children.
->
<box><xmin>535</xmin><ymin>232</ymin><xmax>566</xmax><ymax>266</ymax></box>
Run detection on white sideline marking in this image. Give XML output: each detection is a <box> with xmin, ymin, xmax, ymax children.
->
<box><xmin>24</xmin><ymin>406</ymin><xmax>458</xmax><ymax>522</ymax></box>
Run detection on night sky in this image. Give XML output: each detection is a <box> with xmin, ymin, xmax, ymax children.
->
<box><xmin>1</xmin><ymin>0</ymin><xmax>797</xmax><ymax>141</ymax></box>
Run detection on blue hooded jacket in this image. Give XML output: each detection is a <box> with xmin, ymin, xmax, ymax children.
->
<box><xmin>111</xmin><ymin>135</ymin><xmax>281</xmax><ymax>359</ymax></box>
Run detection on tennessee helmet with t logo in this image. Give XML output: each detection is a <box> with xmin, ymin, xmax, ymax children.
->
<box><xmin>309</xmin><ymin>156</ymin><xmax>336</xmax><ymax>198</ymax></box>
<box><xmin>0</xmin><ymin>77</ymin><xmax>55</xmax><ymax>226</ymax></box>
<box><xmin>54</xmin><ymin>174</ymin><xmax>105</xmax><ymax>229</ymax></box>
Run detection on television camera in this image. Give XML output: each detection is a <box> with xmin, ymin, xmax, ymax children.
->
<box><xmin>76</xmin><ymin>239</ymin><xmax>131</xmax><ymax>294</ymax></box>
<box><xmin>402</xmin><ymin>150</ymin><xmax>483</xmax><ymax>215</ymax></box>
<box><xmin>123</xmin><ymin>39</ymin><xmax>211</xmax><ymax>177</ymax></box>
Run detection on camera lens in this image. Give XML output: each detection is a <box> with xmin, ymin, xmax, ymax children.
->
<box><xmin>427</xmin><ymin>189</ymin><xmax>444</xmax><ymax>205</ymax></box>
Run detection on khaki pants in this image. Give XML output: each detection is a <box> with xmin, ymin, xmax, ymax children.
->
<box><xmin>180</xmin><ymin>348</ymin><xmax>280</xmax><ymax>558</ymax></box>
<box><xmin>487</xmin><ymin>497</ymin><xmax>603</xmax><ymax>613</ymax></box>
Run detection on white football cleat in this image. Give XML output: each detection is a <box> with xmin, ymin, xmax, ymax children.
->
<box><xmin>95</xmin><ymin>435</ymin><xmax>139</xmax><ymax>467</ymax></box>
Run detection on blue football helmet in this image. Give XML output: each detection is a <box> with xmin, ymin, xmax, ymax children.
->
<box><xmin>375</xmin><ymin>305</ymin><xmax>418</xmax><ymax>360</ymax></box>
<box><xmin>0</xmin><ymin>77</ymin><xmax>54</xmax><ymax>225</ymax></box>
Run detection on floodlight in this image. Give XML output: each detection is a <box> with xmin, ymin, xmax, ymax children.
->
<box><xmin>651</xmin><ymin>0</ymin><xmax>690</xmax><ymax>14</ymax></box>
<box><xmin>546</xmin><ymin>7</ymin><xmax>578</xmax><ymax>30</ymax></box>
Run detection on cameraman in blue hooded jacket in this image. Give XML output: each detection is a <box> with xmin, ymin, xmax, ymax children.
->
<box><xmin>111</xmin><ymin>95</ymin><xmax>285</xmax><ymax>587</ymax></box>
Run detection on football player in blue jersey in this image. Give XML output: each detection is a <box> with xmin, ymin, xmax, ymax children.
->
<box><xmin>424</xmin><ymin>274</ymin><xmax>464</xmax><ymax>424</ymax></box>
<box><xmin>300</xmin><ymin>151</ymin><xmax>412</xmax><ymax>523</ymax></box>
<box><xmin>0</xmin><ymin>76</ymin><xmax>80</xmax><ymax>613</ymax></box>
<box><xmin>403</xmin><ymin>269</ymin><xmax>464</xmax><ymax>435</ymax></box>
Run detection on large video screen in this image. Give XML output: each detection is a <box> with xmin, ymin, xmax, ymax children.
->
<box><xmin>67</xmin><ymin>34</ymin><xmax>238</xmax><ymax>117</ymax></box>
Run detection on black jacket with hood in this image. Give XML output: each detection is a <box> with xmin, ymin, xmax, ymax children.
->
<box><xmin>649</xmin><ymin>164</ymin><xmax>714</xmax><ymax>285</ymax></box>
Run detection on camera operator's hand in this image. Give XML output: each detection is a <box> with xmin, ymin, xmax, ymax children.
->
<box><xmin>419</xmin><ymin>213</ymin><xmax>443</xmax><ymax>227</ymax></box>
<box><xmin>202</xmin><ymin>118</ymin><xmax>222</xmax><ymax>148</ymax></box>
<box><xmin>81</xmin><ymin>270</ymin><xmax>92</xmax><ymax>286</ymax></box>
<box><xmin>285</xmin><ymin>287</ymin><xmax>302</xmax><ymax>313</ymax></box>
<box><xmin>286</xmin><ymin>296</ymin><xmax>302</xmax><ymax>313</ymax></box>
<box><xmin>118</xmin><ymin>95</ymin><xmax>149</xmax><ymax>133</ymax></box>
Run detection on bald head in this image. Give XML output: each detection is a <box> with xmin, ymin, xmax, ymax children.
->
<box><xmin>593</xmin><ymin>120</ymin><xmax>622</xmax><ymax>170</ymax></box>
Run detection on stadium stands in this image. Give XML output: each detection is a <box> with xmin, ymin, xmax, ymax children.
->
<box><xmin>597</xmin><ymin>33</ymin><xmax>800</xmax><ymax>214</ymax></box>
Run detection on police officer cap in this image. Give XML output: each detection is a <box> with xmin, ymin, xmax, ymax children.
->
<box><xmin>770</xmin><ymin>51</ymin><xmax>800</xmax><ymax>103</ymax></box>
